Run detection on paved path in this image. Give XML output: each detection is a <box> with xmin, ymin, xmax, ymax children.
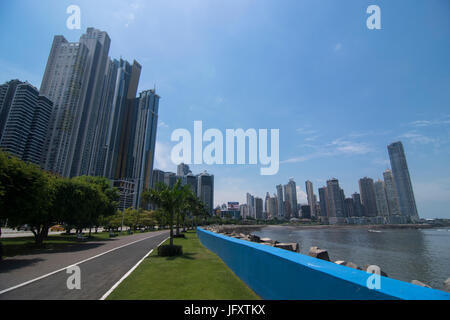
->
<box><xmin>0</xmin><ymin>231</ymin><xmax>169</xmax><ymax>300</ymax></box>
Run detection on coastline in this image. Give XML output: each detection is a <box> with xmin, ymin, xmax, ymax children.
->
<box><xmin>216</xmin><ymin>223</ymin><xmax>436</xmax><ymax>233</ymax></box>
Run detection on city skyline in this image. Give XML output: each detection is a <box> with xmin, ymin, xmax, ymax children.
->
<box><xmin>1</xmin><ymin>1</ymin><xmax>449</xmax><ymax>218</ymax></box>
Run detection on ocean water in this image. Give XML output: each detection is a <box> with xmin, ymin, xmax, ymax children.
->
<box><xmin>252</xmin><ymin>226</ymin><xmax>450</xmax><ymax>290</ymax></box>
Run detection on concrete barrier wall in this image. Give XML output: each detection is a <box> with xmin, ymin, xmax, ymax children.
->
<box><xmin>197</xmin><ymin>227</ymin><xmax>450</xmax><ymax>300</ymax></box>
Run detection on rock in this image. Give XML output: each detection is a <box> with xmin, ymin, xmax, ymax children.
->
<box><xmin>334</xmin><ymin>261</ymin><xmax>360</xmax><ymax>270</ymax></box>
<box><xmin>411</xmin><ymin>280</ymin><xmax>432</xmax><ymax>288</ymax></box>
<box><xmin>363</xmin><ymin>265</ymin><xmax>389</xmax><ymax>278</ymax></box>
<box><xmin>260</xmin><ymin>238</ymin><xmax>279</xmax><ymax>245</ymax></box>
<box><xmin>308</xmin><ymin>247</ymin><xmax>330</xmax><ymax>261</ymax></box>
<box><xmin>443</xmin><ymin>278</ymin><xmax>450</xmax><ymax>292</ymax></box>
<box><xmin>249</xmin><ymin>234</ymin><xmax>261</xmax><ymax>243</ymax></box>
<box><xmin>275</xmin><ymin>243</ymin><xmax>299</xmax><ymax>252</ymax></box>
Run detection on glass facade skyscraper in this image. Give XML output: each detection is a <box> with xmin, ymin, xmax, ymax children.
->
<box><xmin>0</xmin><ymin>81</ymin><xmax>52</xmax><ymax>166</ymax></box>
<box><xmin>359</xmin><ymin>177</ymin><xmax>378</xmax><ymax>217</ymax></box>
<box><xmin>388</xmin><ymin>141</ymin><xmax>419</xmax><ymax>221</ymax></box>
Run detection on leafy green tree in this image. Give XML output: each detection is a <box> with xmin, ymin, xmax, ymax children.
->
<box><xmin>0</xmin><ymin>151</ymin><xmax>54</xmax><ymax>245</ymax></box>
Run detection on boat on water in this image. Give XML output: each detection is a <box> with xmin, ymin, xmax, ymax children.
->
<box><xmin>368</xmin><ymin>229</ymin><xmax>382</xmax><ymax>233</ymax></box>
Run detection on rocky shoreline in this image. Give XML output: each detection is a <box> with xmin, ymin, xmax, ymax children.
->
<box><xmin>203</xmin><ymin>225</ymin><xmax>450</xmax><ymax>293</ymax></box>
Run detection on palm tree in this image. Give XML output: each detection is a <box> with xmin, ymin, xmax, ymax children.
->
<box><xmin>142</xmin><ymin>179</ymin><xmax>189</xmax><ymax>246</ymax></box>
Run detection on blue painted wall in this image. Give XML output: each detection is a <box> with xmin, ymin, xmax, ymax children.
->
<box><xmin>197</xmin><ymin>227</ymin><xmax>450</xmax><ymax>300</ymax></box>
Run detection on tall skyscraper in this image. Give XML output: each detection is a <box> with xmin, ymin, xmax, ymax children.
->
<box><xmin>255</xmin><ymin>197</ymin><xmax>263</xmax><ymax>220</ymax></box>
<box><xmin>72</xmin><ymin>28</ymin><xmax>111</xmax><ymax>177</ymax></box>
<box><xmin>0</xmin><ymin>81</ymin><xmax>52</xmax><ymax>166</ymax></box>
<box><xmin>113</xmin><ymin>61</ymin><xmax>142</xmax><ymax>180</ymax></box>
<box><xmin>318</xmin><ymin>187</ymin><xmax>329</xmax><ymax>219</ymax></box>
<box><xmin>89</xmin><ymin>57</ymin><xmax>119</xmax><ymax>176</ymax></box>
<box><xmin>383</xmin><ymin>169</ymin><xmax>401</xmax><ymax>216</ymax></box>
<box><xmin>0</xmin><ymin>80</ymin><xmax>23</xmax><ymax>137</ymax></box>
<box><xmin>284</xmin><ymin>178</ymin><xmax>298</xmax><ymax>218</ymax></box>
<box><xmin>374</xmin><ymin>179</ymin><xmax>390</xmax><ymax>217</ymax></box>
<box><xmin>276</xmin><ymin>184</ymin><xmax>284</xmax><ymax>219</ymax></box>
<box><xmin>326</xmin><ymin>178</ymin><xmax>345</xmax><ymax>221</ymax></box>
<box><xmin>246</xmin><ymin>193</ymin><xmax>255</xmax><ymax>219</ymax></box>
<box><xmin>102</xmin><ymin>59</ymin><xmax>142</xmax><ymax>180</ymax></box>
<box><xmin>388</xmin><ymin>141</ymin><xmax>419</xmax><ymax>221</ymax></box>
<box><xmin>359</xmin><ymin>177</ymin><xmax>378</xmax><ymax>217</ymax></box>
<box><xmin>40</xmin><ymin>34</ymin><xmax>91</xmax><ymax>176</ymax></box>
<box><xmin>305</xmin><ymin>180</ymin><xmax>317</xmax><ymax>218</ymax></box>
<box><xmin>197</xmin><ymin>171</ymin><xmax>214</xmax><ymax>214</ymax></box>
<box><xmin>344</xmin><ymin>198</ymin><xmax>354</xmax><ymax>217</ymax></box>
<box><xmin>23</xmin><ymin>95</ymin><xmax>53</xmax><ymax>165</ymax></box>
<box><xmin>133</xmin><ymin>89</ymin><xmax>160</xmax><ymax>208</ymax></box>
<box><xmin>352</xmin><ymin>193</ymin><xmax>363</xmax><ymax>217</ymax></box>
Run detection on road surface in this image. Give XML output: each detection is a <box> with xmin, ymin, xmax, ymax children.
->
<box><xmin>0</xmin><ymin>230</ymin><xmax>169</xmax><ymax>300</ymax></box>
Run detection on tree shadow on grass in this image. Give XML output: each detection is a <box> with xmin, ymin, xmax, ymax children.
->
<box><xmin>163</xmin><ymin>252</ymin><xmax>196</xmax><ymax>261</ymax></box>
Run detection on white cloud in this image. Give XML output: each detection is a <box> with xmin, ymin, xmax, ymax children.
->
<box><xmin>399</xmin><ymin>132</ymin><xmax>436</xmax><ymax>145</ymax></box>
<box><xmin>296</xmin><ymin>127</ymin><xmax>318</xmax><ymax>135</ymax></box>
<box><xmin>158</xmin><ymin>121</ymin><xmax>169</xmax><ymax>128</ymax></box>
<box><xmin>154</xmin><ymin>141</ymin><xmax>176</xmax><ymax>172</ymax></box>
<box><xmin>296</xmin><ymin>186</ymin><xmax>308</xmax><ymax>204</ymax></box>
<box><xmin>408</xmin><ymin>116</ymin><xmax>450</xmax><ymax>128</ymax></box>
<box><xmin>330</xmin><ymin>138</ymin><xmax>373</xmax><ymax>155</ymax></box>
<box><xmin>282</xmin><ymin>137</ymin><xmax>373</xmax><ymax>164</ymax></box>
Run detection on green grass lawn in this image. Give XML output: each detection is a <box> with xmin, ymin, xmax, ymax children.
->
<box><xmin>107</xmin><ymin>230</ymin><xmax>261</xmax><ymax>300</ymax></box>
<box><xmin>0</xmin><ymin>229</ymin><xmax>152</xmax><ymax>258</ymax></box>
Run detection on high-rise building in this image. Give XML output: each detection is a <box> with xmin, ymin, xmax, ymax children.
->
<box><xmin>72</xmin><ymin>28</ymin><xmax>111</xmax><ymax>177</ymax></box>
<box><xmin>40</xmin><ymin>32</ymin><xmax>93</xmax><ymax>176</ymax></box>
<box><xmin>374</xmin><ymin>179</ymin><xmax>390</xmax><ymax>217</ymax></box>
<box><xmin>177</xmin><ymin>163</ymin><xmax>192</xmax><ymax>176</ymax></box>
<box><xmin>359</xmin><ymin>177</ymin><xmax>378</xmax><ymax>217</ymax></box>
<box><xmin>318</xmin><ymin>187</ymin><xmax>329</xmax><ymax>219</ymax></box>
<box><xmin>0</xmin><ymin>81</ymin><xmax>52</xmax><ymax>166</ymax></box>
<box><xmin>152</xmin><ymin>169</ymin><xmax>166</xmax><ymax>189</ymax></box>
<box><xmin>300</xmin><ymin>205</ymin><xmax>311</xmax><ymax>219</ymax></box>
<box><xmin>185</xmin><ymin>173</ymin><xmax>198</xmax><ymax>195</ymax></box>
<box><xmin>197</xmin><ymin>171</ymin><xmax>214</xmax><ymax>214</ymax></box>
<box><xmin>246</xmin><ymin>193</ymin><xmax>255</xmax><ymax>219</ymax></box>
<box><xmin>326</xmin><ymin>178</ymin><xmax>345</xmax><ymax>221</ymax></box>
<box><xmin>255</xmin><ymin>197</ymin><xmax>263</xmax><ymax>220</ymax></box>
<box><xmin>276</xmin><ymin>184</ymin><xmax>284</xmax><ymax>219</ymax></box>
<box><xmin>23</xmin><ymin>95</ymin><xmax>53</xmax><ymax>165</ymax></box>
<box><xmin>112</xmin><ymin>61</ymin><xmax>142</xmax><ymax>181</ymax></box>
<box><xmin>270</xmin><ymin>195</ymin><xmax>278</xmax><ymax>219</ymax></box>
<box><xmin>265</xmin><ymin>192</ymin><xmax>271</xmax><ymax>217</ymax></box>
<box><xmin>388</xmin><ymin>141</ymin><xmax>419</xmax><ymax>221</ymax></box>
<box><xmin>284</xmin><ymin>179</ymin><xmax>298</xmax><ymax>218</ymax></box>
<box><xmin>0</xmin><ymin>80</ymin><xmax>23</xmax><ymax>137</ymax></box>
<box><xmin>352</xmin><ymin>193</ymin><xmax>363</xmax><ymax>217</ymax></box>
<box><xmin>133</xmin><ymin>90</ymin><xmax>160</xmax><ymax>207</ymax></box>
<box><xmin>90</xmin><ymin>58</ymin><xmax>119</xmax><ymax>176</ymax></box>
<box><xmin>383</xmin><ymin>169</ymin><xmax>401</xmax><ymax>216</ymax></box>
<box><xmin>344</xmin><ymin>198</ymin><xmax>354</xmax><ymax>217</ymax></box>
<box><xmin>305</xmin><ymin>180</ymin><xmax>317</xmax><ymax>218</ymax></box>
<box><xmin>240</xmin><ymin>204</ymin><xmax>249</xmax><ymax>220</ymax></box>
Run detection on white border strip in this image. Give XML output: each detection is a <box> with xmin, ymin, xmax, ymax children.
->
<box><xmin>0</xmin><ymin>233</ymin><xmax>168</xmax><ymax>296</ymax></box>
<box><xmin>99</xmin><ymin>236</ymin><xmax>169</xmax><ymax>300</ymax></box>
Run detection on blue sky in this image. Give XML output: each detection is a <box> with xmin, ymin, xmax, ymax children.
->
<box><xmin>1</xmin><ymin>0</ymin><xmax>449</xmax><ymax>218</ymax></box>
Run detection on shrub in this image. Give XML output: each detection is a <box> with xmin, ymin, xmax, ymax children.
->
<box><xmin>158</xmin><ymin>244</ymin><xmax>183</xmax><ymax>257</ymax></box>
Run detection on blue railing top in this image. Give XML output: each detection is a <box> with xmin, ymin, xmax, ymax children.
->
<box><xmin>197</xmin><ymin>227</ymin><xmax>450</xmax><ymax>300</ymax></box>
